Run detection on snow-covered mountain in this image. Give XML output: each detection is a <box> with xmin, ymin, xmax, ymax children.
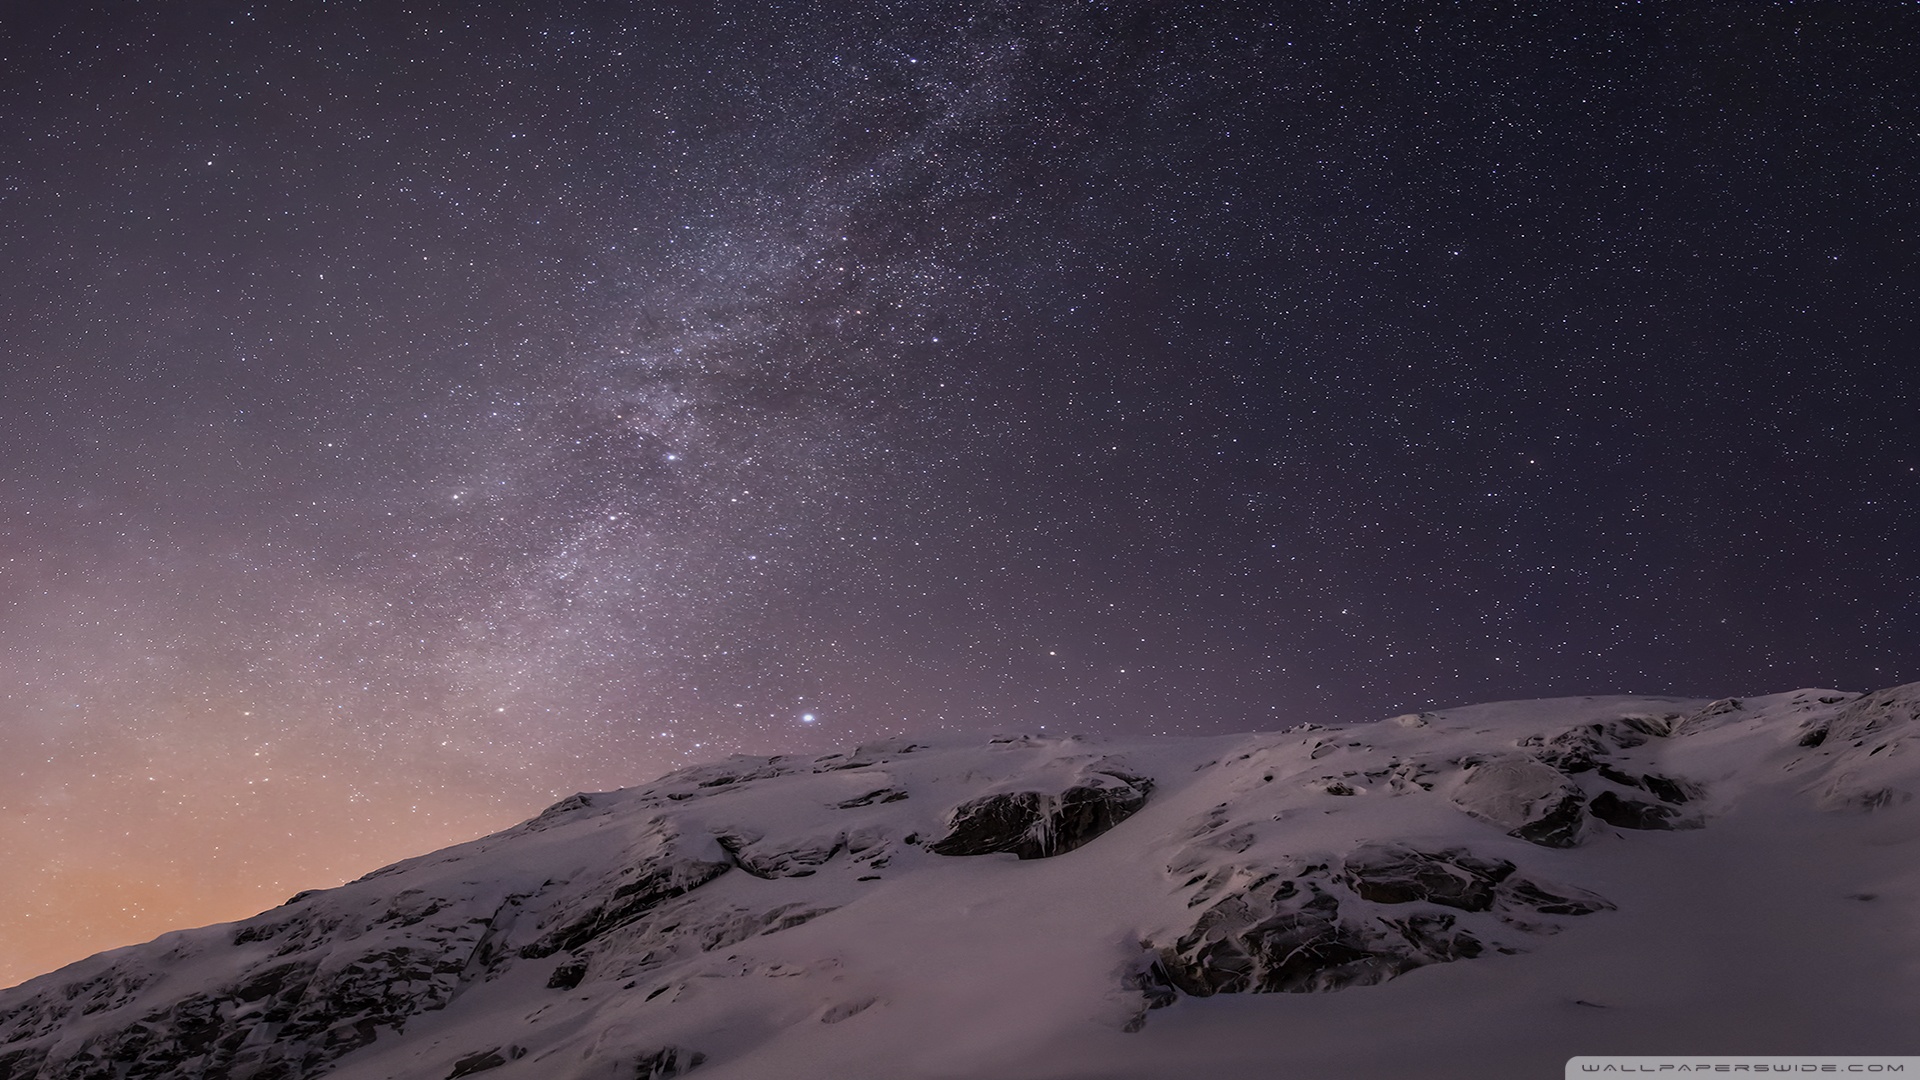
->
<box><xmin>7</xmin><ymin>685</ymin><xmax>1920</xmax><ymax>1080</ymax></box>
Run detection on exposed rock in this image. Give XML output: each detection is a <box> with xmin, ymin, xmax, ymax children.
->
<box><xmin>1381</xmin><ymin>758</ymin><xmax>1439</xmax><ymax>793</ymax></box>
<box><xmin>525</xmin><ymin>792</ymin><xmax>598</xmax><ymax>831</ymax></box>
<box><xmin>0</xmin><ymin>1048</ymin><xmax>47</xmax><ymax>1080</ymax></box>
<box><xmin>1589</xmin><ymin>790</ymin><xmax>1697</xmax><ymax>830</ymax></box>
<box><xmin>1341</xmin><ymin>845</ymin><xmax>1512</xmax><ymax>912</ymax></box>
<box><xmin>1595</xmin><ymin>764</ymin><xmax>1642</xmax><ymax>789</ymax></box>
<box><xmin>1497</xmin><ymin>877</ymin><xmax>1614</xmax><ymax>916</ymax></box>
<box><xmin>530</xmin><ymin>853</ymin><xmax>733</xmax><ymax>957</ymax></box>
<box><xmin>547</xmin><ymin>956</ymin><xmax>588</xmax><ymax>990</ymax></box>
<box><xmin>448</xmin><ymin>1045</ymin><xmax>520</xmax><ymax>1077</ymax></box>
<box><xmin>810</xmin><ymin>740</ymin><xmax>928</xmax><ymax>773</ymax></box>
<box><xmin>1523</xmin><ymin>726</ymin><xmax>1609</xmax><ymax>773</ymax></box>
<box><xmin>1640</xmin><ymin>773</ymin><xmax>1701</xmax><ymax>805</ymax></box>
<box><xmin>1677</xmin><ymin>697</ymin><xmax>1746</xmax><ymax>733</ymax></box>
<box><xmin>660</xmin><ymin>755</ymin><xmax>802</xmax><ymax>791</ymax></box>
<box><xmin>929</xmin><ymin>769</ymin><xmax>1152</xmax><ymax>859</ymax></box>
<box><xmin>12</xmin><ymin>928</ymin><xmax>475</xmax><ymax>1080</ymax></box>
<box><xmin>1150</xmin><ymin>848</ymin><xmax>1610</xmax><ymax>1001</ymax></box>
<box><xmin>585</xmin><ymin>899</ymin><xmax>840</xmax><ymax>987</ymax></box>
<box><xmin>633</xmin><ymin>1045</ymin><xmax>707</xmax><ymax>1079</ymax></box>
<box><xmin>9</xmin><ymin>693</ymin><xmax>1900</xmax><ymax>1080</ymax></box>
<box><xmin>717</xmin><ymin>832</ymin><xmax>846</xmax><ymax>878</ymax></box>
<box><xmin>1824</xmin><ymin>685</ymin><xmax>1920</xmax><ymax>745</ymax></box>
<box><xmin>1154</xmin><ymin>873</ymin><xmax>1416</xmax><ymax>995</ymax></box>
<box><xmin>1451</xmin><ymin>756</ymin><xmax>1586</xmax><ymax>847</ymax></box>
<box><xmin>834</xmin><ymin>787</ymin><xmax>908</xmax><ymax>808</ymax></box>
<box><xmin>1524</xmin><ymin>716</ymin><xmax>1678</xmax><ymax>776</ymax></box>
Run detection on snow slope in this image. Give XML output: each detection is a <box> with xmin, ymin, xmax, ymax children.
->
<box><xmin>5</xmin><ymin>685</ymin><xmax>1920</xmax><ymax>1079</ymax></box>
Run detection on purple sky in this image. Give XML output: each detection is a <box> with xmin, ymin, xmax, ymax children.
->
<box><xmin>2</xmin><ymin>0</ymin><xmax>1915</xmax><ymax>986</ymax></box>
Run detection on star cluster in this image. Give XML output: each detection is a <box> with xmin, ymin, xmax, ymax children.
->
<box><xmin>2</xmin><ymin>1</ymin><xmax>1916</xmax><ymax>987</ymax></box>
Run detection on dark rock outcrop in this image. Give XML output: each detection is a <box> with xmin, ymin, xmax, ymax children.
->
<box><xmin>929</xmin><ymin>769</ymin><xmax>1153</xmax><ymax>859</ymax></box>
<box><xmin>835</xmin><ymin>787</ymin><xmax>908</xmax><ymax>808</ymax></box>
<box><xmin>1150</xmin><ymin>848</ymin><xmax>1612</xmax><ymax>1001</ymax></box>
<box><xmin>529</xmin><ymin>853</ymin><xmax>733</xmax><ymax>957</ymax></box>
<box><xmin>447</xmin><ymin>1045</ymin><xmax>525</xmax><ymax>1077</ymax></box>
<box><xmin>1640</xmin><ymin>773</ymin><xmax>1700</xmax><ymax>805</ymax></box>
<box><xmin>0</xmin><ymin>1047</ymin><xmax>47</xmax><ymax>1080</ymax></box>
<box><xmin>547</xmin><ymin>956</ymin><xmax>589</xmax><ymax>990</ymax></box>
<box><xmin>1589</xmin><ymin>790</ymin><xmax>1697</xmax><ymax>830</ymax></box>
<box><xmin>1341</xmin><ymin>845</ymin><xmax>1513</xmax><ymax>912</ymax></box>
<box><xmin>1156</xmin><ymin>873</ymin><xmax>1415</xmax><ymax>995</ymax></box>
<box><xmin>633</xmin><ymin>1045</ymin><xmax>707</xmax><ymax>1079</ymax></box>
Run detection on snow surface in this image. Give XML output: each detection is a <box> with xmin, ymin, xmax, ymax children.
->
<box><xmin>5</xmin><ymin>686</ymin><xmax>1920</xmax><ymax>1079</ymax></box>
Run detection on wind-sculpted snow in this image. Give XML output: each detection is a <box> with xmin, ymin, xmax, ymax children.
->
<box><xmin>5</xmin><ymin>688</ymin><xmax>1920</xmax><ymax>1078</ymax></box>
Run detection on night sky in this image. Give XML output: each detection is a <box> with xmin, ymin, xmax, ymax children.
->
<box><xmin>3</xmin><ymin>1</ymin><xmax>1916</xmax><ymax>987</ymax></box>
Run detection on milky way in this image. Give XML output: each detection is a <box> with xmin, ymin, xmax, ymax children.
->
<box><xmin>3</xmin><ymin>2</ymin><xmax>1916</xmax><ymax>986</ymax></box>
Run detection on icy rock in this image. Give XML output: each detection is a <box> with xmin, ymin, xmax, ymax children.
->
<box><xmin>1340</xmin><ymin>845</ymin><xmax>1512</xmax><ymax>912</ymax></box>
<box><xmin>633</xmin><ymin>1045</ymin><xmax>707</xmax><ymax>1079</ymax></box>
<box><xmin>717</xmin><ymin>832</ymin><xmax>845</xmax><ymax>878</ymax></box>
<box><xmin>1153</xmin><ymin>871</ymin><xmax>1417</xmax><ymax>995</ymax></box>
<box><xmin>928</xmin><ymin>769</ymin><xmax>1153</xmax><ymax>859</ymax></box>
<box><xmin>1640</xmin><ymin>773</ymin><xmax>1701</xmax><ymax>805</ymax></box>
<box><xmin>1450</xmin><ymin>756</ymin><xmax>1587</xmax><ymax>847</ymax></box>
<box><xmin>834</xmin><ymin>787</ymin><xmax>908</xmax><ymax>808</ymax></box>
<box><xmin>1150</xmin><ymin>847</ymin><xmax>1612</xmax><ymax>1001</ymax></box>
<box><xmin>528</xmin><ymin>849</ymin><xmax>733</xmax><ymax>957</ymax></box>
<box><xmin>1588</xmin><ymin>790</ymin><xmax>1697</xmax><ymax>831</ymax></box>
<box><xmin>1523</xmin><ymin>726</ymin><xmax>1610</xmax><ymax>773</ymax></box>
<box><xmin>547</xmin><ymin>956</ymin><xmax>588</xmax><ymax>990</ymax></box>
<box><xmin>448</xmin><ymin>1044</ymin><xmax>526</xmax><ymax>1077</ymax></box>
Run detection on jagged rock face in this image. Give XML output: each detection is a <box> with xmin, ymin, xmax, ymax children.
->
<box><xmin>1588</xmin><ymin>790</ymin><xmax>1698</xmax><ymax>831</ymax></box>
<box><xmin>6</xmin><ymin>688</ymin><xmax>1920</xmax><ymax>1079</ymax></box>
<box><xmin>0</xmin><ymin>883</ymin><xmax>522</xmax><ymax>1080</ymax></box>
<box><xmin>632</xmin><ymin>1046</ymin><xmax>706</xmax><ymax>1079</ymax></box>
<box><xmin>1342</xmin><ymin>845</ymin><xmax>1512</xmax><ymax>911</ymax></box>
<box><xmin>1148</xmin><ymin>846</ymin><xmax>1612</xmax><ymax>999</ymax></box>
<box><xmin>1156</xmin><ymin>871</ymin><xmax>1419</xmax><ymax>995</ymax></box>
<box><xmin>928</xmin><ymin>764</ymin><xmax>1154</xmax><ymax>859</ymax></box>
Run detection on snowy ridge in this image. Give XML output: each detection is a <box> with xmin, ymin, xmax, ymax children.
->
<box><xmin>5</xmin><ymin>686</ymin><xmax>1920</xmax><ymax>1079</ymax></box>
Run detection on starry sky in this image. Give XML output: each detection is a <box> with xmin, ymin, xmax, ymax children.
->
<box><xmin>3</xmin><ymin>0</ymin><xmax>1916</xmax><ymax>988</ymax></box>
